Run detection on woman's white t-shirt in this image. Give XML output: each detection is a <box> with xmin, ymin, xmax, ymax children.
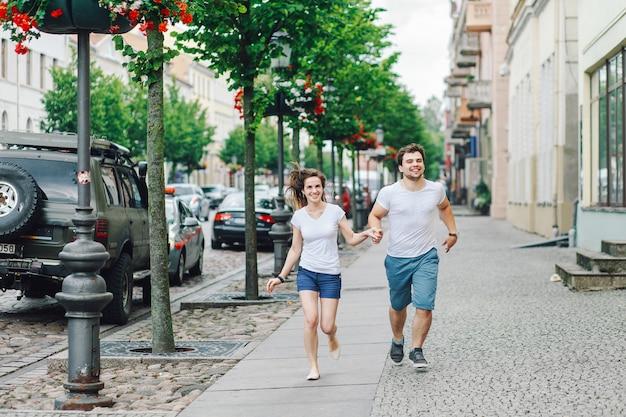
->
<box><xmin>375</xmin><ymin>180</ymin><xmax>446</xmax><ymax>258</ymax></box>
<box><xmin>291</xmin><ymin>203</ymin><xmax>345</xmax><ymax>275</ymax></box>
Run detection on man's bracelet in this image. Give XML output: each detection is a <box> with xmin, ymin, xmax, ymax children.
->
<box><xmin>275</xmin><ymin>275</ymin><xmax>285</xmax><ymax>283</ymax></box>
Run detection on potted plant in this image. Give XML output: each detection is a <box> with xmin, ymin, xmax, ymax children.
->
<box><xmin>472</xmin><ymin>179</ymin><xmax>491</xmax><ymax>215</ymax></box>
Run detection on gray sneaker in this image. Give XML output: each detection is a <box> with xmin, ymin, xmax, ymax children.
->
<box><xmin>409</xmin><ymin>348</ymin><xmax>428</xmax><ymax>368</ymax></box>
<box><xmin>389</xmin><ymin>338</ymin><xmax>404</xmax><ymax>365</ymax></box>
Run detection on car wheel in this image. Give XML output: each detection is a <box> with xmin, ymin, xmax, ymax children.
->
<box><xmin>189</xmin><ymin>244</ymin><xmax>204</xmax><ymax>276</ymax></box>
<box><xmin>169</xmin><ymin>252</ymin><xmax>185</xmax><ymax>286</ymax></box>
<box><xmin>0</xmin><ymin>162</ymin><xmax>43</xmax><ymax>237</ymax></box>
<box><xmin>102</xmin><ymin>253</ymin><xmax>133</xmax><ymax>325</ymax></box>
<box><xmin>211</xmin><ymin>238</ymin><xmax>221</xmax><ymax>250</ymax></box>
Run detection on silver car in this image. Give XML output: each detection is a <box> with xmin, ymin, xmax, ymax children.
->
<box><xmin>166</xmin><ymin>183</ymin><xmax>210</xmax><ymax>221</ymax></box>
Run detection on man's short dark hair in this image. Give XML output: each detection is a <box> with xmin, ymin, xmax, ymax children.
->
<box><xmin>397</xmin><ymin>143</ymin><xmax>425</xmax><ymax>166</ymax></box>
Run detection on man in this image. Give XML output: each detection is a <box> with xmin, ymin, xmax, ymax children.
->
<box><xmin>369</xmin><ymin>143</ymin><xmax>457</xmax><ymax>367</ymax></box>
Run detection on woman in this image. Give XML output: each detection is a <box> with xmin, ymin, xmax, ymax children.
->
<box><xmin>267</xmin><ymin>168</ymin><xmax>380</xmax><ymax>380</ymax></box>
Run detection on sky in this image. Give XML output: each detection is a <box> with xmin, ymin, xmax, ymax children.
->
<box><xmin>369</xmin><ymin>0</ymin><xmax>453</xmax><ymax>107</ymax></box>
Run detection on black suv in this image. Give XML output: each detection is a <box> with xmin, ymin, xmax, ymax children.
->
<box><xmin>0</xmin><ymin>132</ymin><xmax>151</xmax><ymax>324</ymax></box>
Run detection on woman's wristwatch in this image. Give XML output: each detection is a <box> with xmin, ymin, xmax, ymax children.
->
<box><xmin>449</xmin><ymin>232</ymin><xmax>459</xmax><ymax>238</ymax></box>
<box><xmin>275</xmin><ymin>275</ymin><xmax>286</xmax><ymax>283</ymax></box>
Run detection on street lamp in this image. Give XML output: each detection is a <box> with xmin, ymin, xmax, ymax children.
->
<box><xmin>54</xmin><ymin>31</ymin><xmax>114</xmax><ymax>410</ymax></box>
<box><xmin>267</xmin><ymin>31</ymin><xmax>294</xmax><ymax>275</ymax></box>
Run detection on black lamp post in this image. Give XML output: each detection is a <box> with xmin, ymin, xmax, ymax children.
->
<box><xmin>267</xmin><ymin>31</ymin><xmax>294</xmax><ymax>275</ymax></box>
<box><xmin>55</xmin><ymin>29</ymin><xmax>113</xmax><ymax>412</ymax></box>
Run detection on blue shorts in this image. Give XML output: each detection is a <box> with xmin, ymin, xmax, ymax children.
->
<box><xmin>385</xmin><ymin>248</ymin><xmax>439</xmax><ymax>311</ymax></box>
<box><xmin>296</xmin><ymin>266</ymin><xmax>342</xmax><ymax>299</ymax></box>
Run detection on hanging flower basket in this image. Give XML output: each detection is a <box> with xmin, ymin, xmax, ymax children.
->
<box><xmin>38</xmin><ymin>0</ymin><xmax>134</xmax><ymax>34</ymax></box>
<box><xmin>1</xmin><ymin>0</ymin><xmax>135</xmax><ymax>53</ymax></box>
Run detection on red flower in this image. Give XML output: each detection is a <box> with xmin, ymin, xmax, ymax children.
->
<box><xmin>180</xmin><ymin>12</ymin><xmax>192</xmax><ymax>24</ymax></box>
<box><xmin>139</xmin><ymin>21</ymin><xmax>155</xmax><ymax>34</ymax></box>
<box><xmin>14</xmin><ymin>42</ymin><xmax>28</xmax><ymax>54</ymax></box>
<box><xmin>158</xmin><ymin>21</ymin><xmax>168</xmax><ymax>32</ymax></box>
<box><xmin>50</xmin><ymin>8</ymin><xmax>63</xmax><ymax>18</ymax></box>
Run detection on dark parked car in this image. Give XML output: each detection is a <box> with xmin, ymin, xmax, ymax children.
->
<box><xmin>167</xmin><ymin>183</ymin><xmax>210</xmax><ymax>221</ymax></box>
<box><xmin>211</xmin><ymin>192</ymin><xmax>276</xmax><ymax>249</ymax></box>
<box><xmin>165</xmin><ymin>187</ymin><xmax>205</xmax><ymax>286</ymax></box>
<box><xmin>0</xmin><ymin>131</ymin><xmax>151</xmax><ymax>324</ymax></box>
<box><xmin>202</xmin><ymin>184</ymin><xmax>226</xmax><ymax>209</ymax></box>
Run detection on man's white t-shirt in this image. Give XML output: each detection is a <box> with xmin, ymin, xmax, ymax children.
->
<box><xmin>375</xmin><ymin>180</ymin><xmax>446</xmax><ymax>258</ymax></box>
<box><xmin>291</xmin><ymin>203</ymin><xmax>345</xmax><ymax>275</ymax></box>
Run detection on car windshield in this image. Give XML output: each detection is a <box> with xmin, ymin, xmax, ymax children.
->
<box><xmin>2</xmin><ymin>158</ymin><xmax>78</xmax><ymax>204</ymax></box>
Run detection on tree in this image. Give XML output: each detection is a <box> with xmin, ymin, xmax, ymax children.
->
<box><xmin>219</xmin><ymin>121</ymin><xmax>283</xmax><ymax>173</ymax></box>
<box><xmin>164</xmin><ymin>82</ymin><xmax>214</xmax><ymax>181</ymax></box>
<box><xmin>41</xmin><ymin>56</ymin><xmax>128</xmax><ymax>145</ymax></box>
<box><xmin>180</xmin><ymin>0</ymin><xmax>344</xmax><ymax>299</ymax></box>
<box><xmin>109</xmin><ymin>0</ymin><xmax>194</xmax><ymax>354</ymax></box>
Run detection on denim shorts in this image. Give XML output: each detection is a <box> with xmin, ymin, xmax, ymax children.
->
<box><xmin>384</xmin><ymin>248</ymin><xmax>439</xmax><ymax>311</ymax></box>
<box><xmin>296</xmin><ymin>266</ymin><xmax>342</xmax><ymax>299</ymax></box>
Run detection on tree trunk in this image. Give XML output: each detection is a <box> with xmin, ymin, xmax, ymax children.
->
<box><xmin>291</xmin><ymin>128</ymin><xmax>300</xmax><ymax>166</ymax></box>
<box><xmin>317</xmin><ymin>144</ymin><xmax>323</xmax><ymax>171</ymax></box>
<box><xmin>243</xmin><ymin>84</ymin><xmax>259</xmax><ymax>300</ymax></box>
<box><xmin>147</xmin><ymin>29</ymin><xmax>175</xmax><ymax>353</ymax></box>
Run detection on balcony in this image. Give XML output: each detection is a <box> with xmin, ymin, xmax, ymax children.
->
<box><xmin>467</xmin><ymin>80</ymin><xmax>492</xmax><ymax>109</ymax></box>
<box><xmin>459</xmin><ymin>32</ymin><xmax>480</xmax><ymax>56</ymax></box>
<box><xmin>445</xmin><ymin>127</ymin><xmax>470</xmax><ymax>146</ymax></box>
<box><xmin>445</xmin><ymin>85</ymin><xmax>463</xmax><ymax>98</ymax></box>
<box><xmin>445</xmin><ymin>75</ymin><xmax>468</xmax><ymax>87</ymax></box>
<box><xmin>457</xmin><ymin>97</ymin><xmax>479</xmax><ymax>126</ymax></box>
<box><xmin>466</xmin><ymin>1</ymin><xmax>492</xmax><ymax>33</ymax></box>
<box><xmin>456</xmin><ymin>54</ymin><xmax>477</xmax><ymax>68</ymax></box>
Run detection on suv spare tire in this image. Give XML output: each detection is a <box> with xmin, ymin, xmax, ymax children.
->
<box><xmin>0</xmin><ymin>162</ymin><xmax>43</xmax><ymax>237</ymax></box>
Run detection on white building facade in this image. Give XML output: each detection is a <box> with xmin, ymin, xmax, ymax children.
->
<box><xmin>1</xmin><ymin>32</ymin><xmax>69</xmax><ymax>132</ymax></box>
<box><xmin>505</xmin><ymin>0</ymin><xmax>579</xmax><ymax>238</ymax></box>
<box><xmin>576</xmin><ymin>1</ymin><xmax>626</xmax><ymax>251</ymax></box>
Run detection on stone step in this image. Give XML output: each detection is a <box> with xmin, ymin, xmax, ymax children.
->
<box><xmin>555</xmin><ymin>262</ymin><xmax>626</xmax><ymax>291</ymax></box>
<box><xmin>576</xmin><ymin>249</ymin><xmax>626</xmax><ymax>273</ymax></box>
<box><xmin>601</xmin><ymin>240</ymin><xmax>626</xmax><ymax>257</ymax></box>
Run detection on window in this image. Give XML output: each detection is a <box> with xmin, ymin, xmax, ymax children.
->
<box><xmin>118</xmin><ymin>168</ymin><xmax>146</xmax><ymax>209</ymax></box>
<box><xmin>1</xmin><ymin>39</ymin><xmax>7</xmax><ymax>79</ymax></box>
<box><xmin>40</xmin><ymin>53</ymin><xmax>45</xmax><ymax>89</ymax></box>
<box><xmin>592</xmin><ymin>47</ymin><xmax>625</xmax><ymax>206</ymax></box>
<box><xmin>101</xmin><ymin>167</ymin><xmax>121</xmax><ymax>206</ymax></box>
<box><xmin>25</xmin><ymin>50</ymin><xmax>32</xmax><ymax>86</ymax></box>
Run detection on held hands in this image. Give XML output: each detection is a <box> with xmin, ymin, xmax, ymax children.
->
<box><xmin>364</xmin><ymin>227</ymin><xmax>383</xmax><ymax>244</ymax></box>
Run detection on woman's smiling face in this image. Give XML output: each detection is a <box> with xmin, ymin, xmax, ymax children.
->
<box><xmin>303</xmin><ymin>176</ymin><xmax>324</xmax><ymax>203</ymax></box>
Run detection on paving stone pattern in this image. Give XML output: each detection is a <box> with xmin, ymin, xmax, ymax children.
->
<box><xmin>0</xmin><ymin>242</ymin><xmax>368</xmax><ymax>414</ymax></box>
<box><xmin>369</xmin><ymin>216</ymin><xmax>626</xmax><ymax>417</ymax></box>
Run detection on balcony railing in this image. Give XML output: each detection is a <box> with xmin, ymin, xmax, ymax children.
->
<box><xmin>445</xmin><ymin>85</ymin><xmax>463</xmax><ymax>98</ymax></box>
<box><xmin>459</xmin><ymin>32</ymin><xmax>480</xmax><ymax>55</ymax></box>
<box><xmin>466</xmin><ymin>1</ymin><xmax>492</xmax><ymax>32</ymax></box>
<box><xmin>467</xmin><ymin>80</ymin><xmax>492</xmax><ymax>109</ymax></box>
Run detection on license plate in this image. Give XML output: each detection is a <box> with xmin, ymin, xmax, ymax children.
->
<box><xmin>232</xmin><ymin>218</ymin><xmax>245</xmax><ymax>225</ymax></box>
<box><xmin>0</xmin><ymin>243</ymin><xmax>16</xmax><ymax>255</ymax></box>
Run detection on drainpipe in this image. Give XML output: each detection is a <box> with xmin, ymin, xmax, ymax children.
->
<box><xmin>552</xmin><ymin>0</ymin><xmax>561</xmax><ymax>238</ymax></box>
